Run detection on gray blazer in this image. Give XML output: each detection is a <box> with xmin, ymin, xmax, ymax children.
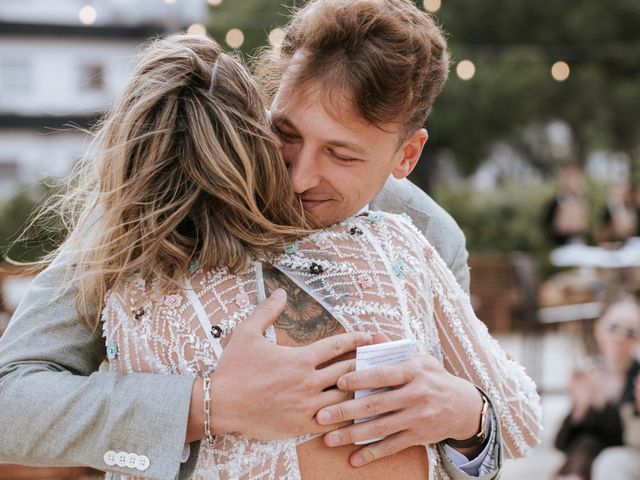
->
<box><xmin>0</xmin><ymin>178</ymin><xmax>494</xmax><ymax>480</ymax></box>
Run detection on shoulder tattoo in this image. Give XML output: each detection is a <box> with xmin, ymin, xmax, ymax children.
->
<box><xmin>262</xmin><ymin>265</ymin><xmax>343</xmax><ymax>345</ymax></box>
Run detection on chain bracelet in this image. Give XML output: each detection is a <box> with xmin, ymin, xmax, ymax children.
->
<box><xmin>203</xmin><ymin>376</ymin><xmax>215</xmax><ymax>446</ymax></box>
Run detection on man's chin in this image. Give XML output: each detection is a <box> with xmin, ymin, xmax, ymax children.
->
<box><xmin>303</xmin><ymin>203</ymin><xmax>345</xmax><ymax>227</ymax></box>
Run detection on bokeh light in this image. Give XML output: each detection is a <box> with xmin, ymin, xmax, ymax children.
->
<box><xmin>78</xmin><ymin>5</ymin><xmax>97</xmax><ymax>25</ymax></box>
<box><xmin>423</xmin><ymin>0</ymin><xmax>442</xmax><ymax>13</ymax></box>
<box><xmin>208</xmin><ymin>0</ymin><xmax>223</xmax><ymax>6</ymax></box>
<box><xmin>268</xmin><ymin>28</ymin><xmax>285</xmax><ymax>49</ymax></box>
<box><xmin>456</xmin><ymin>59</ymin><xmax>476</xmax><ymax>80</ymax></box>
<box><xmin>551</xmin><ymin>61</ymin><xmax>570</xmax><ymax>82</ymax></box>
<box><xmin>225</xmin><ymin>28</ymin><xmax>244</xmax><ymax>49</ymax></box>
<box><xmin>187</xmin><ymin>23</ymin><xmax>207</xmax><ymax>36</ymax></box>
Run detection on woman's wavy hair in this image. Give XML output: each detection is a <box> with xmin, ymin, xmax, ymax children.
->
<box><xmin>37</xmin><ymin>34</ymin><xmax>310</xmax><ymax>330</ymax></box>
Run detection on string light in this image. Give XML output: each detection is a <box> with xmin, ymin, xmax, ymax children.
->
<box><xmin>423</xmin><ymin>0</ymin><xmax>442</xmax><ymax>13</ymax></box>
<box><xmin>187</xmin><ymin>23</ymin><xmax>207</xmax><ymax>36</ymax></box>
<box><xmin>551</xmin><ymin>61</ymin><xmax>570</xmax><ymax>81</ymax></box>
<box><xmin>456</xmin><ymin>59</ymin><xmax>476</xmax><ymax>80</ymax></box>
<box><xmin>78</xmin><ymin>5</ymin><xmax>97</xmax><ymax>25</ymax></box>
<box><xmin>225</xmin><ymin>28</ymin><xmax>245</xmax><ymax>49</ymax></box>
<box><xmin>268</xmin><ymin>28</ymin><xmax>285</xmax><ymax>49</ymax></box>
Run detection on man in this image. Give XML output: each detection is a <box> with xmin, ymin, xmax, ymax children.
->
<box><xmin>0</xmin><ymin>1</ymin><xmax>539</xmax><ymax>479</ymax></box>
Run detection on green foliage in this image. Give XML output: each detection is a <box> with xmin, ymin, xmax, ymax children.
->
<box><xmin>0</xmin><ymin>184</ymin><xmax>61</xmax><ymax>262</ymax></box>
<box><xmin>434</xmin><ymin>182</ymin><xmax>555</xmax><ymax>254</ymax></box>
<box><xmin>433</xmin><ymin>180</ymin><xmax>611</xmax><ymax>272</ymax></box>
<box><xmin>206</xmin><ymin>0</ymin><xmax>295</xmax><ymax>56</ymax></box>
<box><xmin>430</xmin><ymin>0</ymin><xmax>640</xmax><ymax>177</ymax></box>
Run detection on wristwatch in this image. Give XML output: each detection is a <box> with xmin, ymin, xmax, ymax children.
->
<box><xmin>445</xmin><ymin>390</ymin><xmax>492</xmax><ymax>449</ymax></box>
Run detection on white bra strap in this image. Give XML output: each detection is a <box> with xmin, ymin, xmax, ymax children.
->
<box><xmin>184</xmin><ymin>278</ymin><xmax>224</xmax><ymax>358</ymax></box>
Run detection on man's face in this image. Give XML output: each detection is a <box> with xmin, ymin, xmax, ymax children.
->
<box><xmin>270</xmin><ymin>82</ymin><xmax>427</xmax><ymax>226</ymax></box>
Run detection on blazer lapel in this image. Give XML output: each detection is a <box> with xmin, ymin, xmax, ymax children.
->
<box><xmin>370</xmin><ymin>177</ymin><xmax>431</xmax><ymax>233</ymax></box>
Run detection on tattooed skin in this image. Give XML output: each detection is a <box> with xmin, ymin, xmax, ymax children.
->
<box><xmin>263</xmin><ymin>265</ymin><xmax>343</xmax><ymax>345</ymax></box>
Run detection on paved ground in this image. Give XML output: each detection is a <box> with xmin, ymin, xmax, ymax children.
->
<box><xmin>495</xmin><ymin>332</ymin><xmax>585</xmax><ymax>480</ymax></box>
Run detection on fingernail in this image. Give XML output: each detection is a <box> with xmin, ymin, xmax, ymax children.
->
<box><xmin>326</xmin><ymin>432</ymin><xmax>341</xmax><ymax>446</ymax></box>
<box><xmin>271</xmin><ymin>288</ymin><xmax>286</xmax><ymax>301</ymax></box>
<box><xmin>337</xmin><ymin>377</ymin><xmax>347</xmax><ymax>390</ymax></box>
<box><xmin>351</xmin><ymin>454</ymin><xmax>364</xmax><ymax>467</ymax></box>
<box><xmin>317</xmin><ymin>410</ymin><xmax>332</xmax><ymax>424</ymax></box>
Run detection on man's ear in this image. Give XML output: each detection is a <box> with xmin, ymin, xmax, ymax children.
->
<box><xmin>391</xmin><ymin>128</ymin><xmax>428</xmax><ymax>179</ymax></box>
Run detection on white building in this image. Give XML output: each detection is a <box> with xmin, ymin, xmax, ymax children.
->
<box><xmin>0</xmin><ymin>0</ymin><xmax>207</xmax><ymax>198</ymax></box>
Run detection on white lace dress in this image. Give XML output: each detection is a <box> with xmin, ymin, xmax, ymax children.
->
<box><xmin>102</xmin><ymin>211</ymin><xmax>542</xmax><ymax>480</ymax></box>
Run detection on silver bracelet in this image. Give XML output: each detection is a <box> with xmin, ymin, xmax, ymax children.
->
<box><xmin>203</xmin><ymin>376</ymin><xmax>215</xmax><ymax>446</ymax></box>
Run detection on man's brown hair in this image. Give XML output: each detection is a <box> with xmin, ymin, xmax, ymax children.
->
<box><xmin>257</xmin><ymin>0</ymin><xmax>450</xmax><ymax>138</ymax></box>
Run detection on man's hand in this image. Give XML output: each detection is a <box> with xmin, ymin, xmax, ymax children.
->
<box><xmin>207</xmin><ymin>289</ymin><xmax>374</xmax><ymax>440</ymax></box>
<box><xmin>315</xmin><ymin>352</ymin><xmax>483</xmax><ymax>467</ymax></box>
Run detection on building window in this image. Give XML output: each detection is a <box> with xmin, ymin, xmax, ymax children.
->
<box><xmin>0</xmin><ymin>60</ymin><xmax>31</xmax><ymax>91</ymax></box>
<box><xmin>79</xmin><ymin>63</ymin><xmax>105</xmax><ymax>91</ymax></box>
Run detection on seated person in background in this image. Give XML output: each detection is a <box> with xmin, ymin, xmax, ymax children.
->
<box><xmin>545</xmin><ymin>164</ymin><xmax>589</xmax><ymax>246</ymax></box>
<box><xmin>554</xmin><ymin>299</ymin><xmax>640</xmax><ymax>480</ymax></box>
<box><xmin>595</xmin><ymin>182</ymin><xmax>639</xmax><ymax>245</ymax></box>
<box><xmin>591</xmin><ymin>373</ymin><xmax>640</xmax><ymax>480</ymax></box>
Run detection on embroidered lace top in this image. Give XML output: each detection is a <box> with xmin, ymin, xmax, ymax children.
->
<box><xmin>102</xmin><ymin>211</ymin><xmax>542</xmax><ymax>480</ymax></box>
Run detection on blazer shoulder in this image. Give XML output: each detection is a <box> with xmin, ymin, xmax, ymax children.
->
<box><xmin>372</xmin><ymin>177</ymin><xmax>465</xmax><ymax>242</ymax></box>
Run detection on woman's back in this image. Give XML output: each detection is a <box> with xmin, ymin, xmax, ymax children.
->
<box><xmin>103</xmin><ymin>211</ymin><xmax>540</xmax><ymax>479</ymax></box>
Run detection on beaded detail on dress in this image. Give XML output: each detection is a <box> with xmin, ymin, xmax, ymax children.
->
<box><xmin>102</xmin><ymin>212</ymin><xmax>542</xmax><ymax>480</ymax></box>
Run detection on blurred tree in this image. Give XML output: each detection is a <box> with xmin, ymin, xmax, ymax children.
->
<box><xmin>427</xmin><ymin>0</ymin><xmax>640</xmax><ymax>183</ymax></box>
<box><xmin>0</xmin><ymin>184</ymin><xmax>61</xmax><ymax>263</ymax></box>
<box><xmin>206</xmin><ymin>0</ymin><xmax>292</xmax><ymax>55</ymax></box>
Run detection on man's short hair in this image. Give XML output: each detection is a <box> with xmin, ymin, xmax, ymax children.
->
<box><xmin>257</xmin><ymin>0</ymin><xmax>450</xmax><ymax>139</ymax></box>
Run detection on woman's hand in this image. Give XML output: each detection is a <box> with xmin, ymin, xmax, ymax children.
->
<box><xmin>568</xmin><ymin>368</ymin><xmax>599</xmax><ymax>422</ymax></box>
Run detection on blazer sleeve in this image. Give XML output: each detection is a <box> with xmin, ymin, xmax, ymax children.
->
<box><xmin>371</xmin><ymin>177</ymin><xmax>471</xmax><ymax>294</ymax></box>
<box><xmin>0</xmin><ymin>250</ymin><xmax>196</xmax><ymax>480</ymax></box>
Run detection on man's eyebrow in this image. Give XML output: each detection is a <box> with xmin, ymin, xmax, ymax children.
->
<box><xmin>326</xmin><ymin>140</ymin><xmax>367</xmax><ymax>156</ymax></box>
<box><xmin>272</xmin><ymin>113</ymin><xmax>368</xmax><ymax>156</ymax></box>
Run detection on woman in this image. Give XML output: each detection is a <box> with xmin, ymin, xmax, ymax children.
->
<box><xmin>57</xmin><ymin>35</ymin><xmax>540</xmax><ymax>479</ymax></box>
<box><xmin>555</xmin><ymin>299</ymin><xmax>640</xmax><ymax>480</ymax></box>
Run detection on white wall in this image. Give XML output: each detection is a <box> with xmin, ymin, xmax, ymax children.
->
<box><xmin>0</xmin><ymin>129</ymin><xmax>89</xmax><ymax>197</ymax></box>
<box><xmin>0</xmin><ymin>0</ymin><xmax>208</xmax><ymax>199</ymax></box>
<box><xmin>0</xmin><ymin>0</ymin><xmax>206</xmax><ymax>28</ymax></box>
<box><xmin>0</xmin><ymin>37</ymin><xmax>139</xmax><ymax>116</ymax></box>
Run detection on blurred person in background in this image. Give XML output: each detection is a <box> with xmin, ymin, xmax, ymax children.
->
<box><xmin>595</xmin><ymin>181</ymin><xmax>639</xmax><ymax>245</ymax></box>
<box><xmin>633</xmin><ymin>185</ymin><xmax>640</xmax><ymax>233</ymax></box>
<box><xmin>545</xmin><ymin>164</ymin><xmax>590</xmax><ymax>246</ymax></box>
<box><xmin>554</xmin><ymin>299</ymin><xmax>640</xmax><ymax>480</ymax></box>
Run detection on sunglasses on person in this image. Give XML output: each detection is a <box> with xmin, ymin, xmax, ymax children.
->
<box><xmin>603</xmin><ymin>322</ymin><xmax>640</xmax><ymax>339</ymax></box>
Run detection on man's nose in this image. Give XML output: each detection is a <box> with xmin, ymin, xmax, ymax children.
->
<box><xmin>284</xmin><ymin>143</ymin><xmax>321</xmax><ymax>194</ymax></box>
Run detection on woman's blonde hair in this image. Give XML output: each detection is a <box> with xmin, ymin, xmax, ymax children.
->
<box><xmin>41</xmin><ymin>34</ymin><xmax>310</xmax><ymax>330</ymax></box>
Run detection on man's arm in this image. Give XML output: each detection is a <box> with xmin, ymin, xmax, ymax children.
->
<box><xmin>263</xmin><ymin>261</ymin><xmax>499</xmax><ymax>479</ymax></box>
<box><xmin>0</xmin><ymin>253</ymin><xmax>195</xmax><ymax>479</ymax></box>
<box><xmin>0</xmin><ymin>254</ymin><xmax>373</xmax><ymax>478</ymax></box>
